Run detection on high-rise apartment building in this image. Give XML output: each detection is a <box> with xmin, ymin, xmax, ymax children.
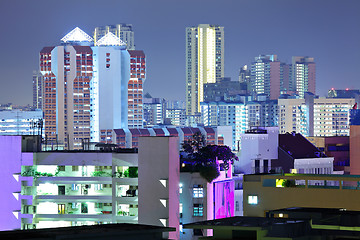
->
<box><xmin>40</xmin><ymin>27</ymin><xmax>94</xmax><ymax>150</ymax></box>
<box><xmin>278</xmin><ymin>94</ymin><xmax>354</xmax><ymax>137</ymax></box>
<box><xmin>290</xmin><ymin>56</ymin><xmax>316</xmax><ymax>98</ymax></box>
<box><xmin>201</xmin><ymin>101</ymin><xmax>248</xmax><ymax>149</ymax></box>
<box><xmin>239</xmin><ymin>65</ymin><xmax>251</xmax><ymax>94</ymax></box>
<box><xmin>143</xmin><ymin>96</ymin><xmax>165</xmax><ymax>127</ymax></box>
<box><xmin>250</xmin><ymin>55</ymin><xmax>281</xmax><ymax>100</ymax></box>
<box><xmin>32</xmin><ymin>70</ymin><xmax>44</xmax><ymax>110</ymax></box>
<box><xmin>94</xmin><ymin>24</ymin><xmax>135</xmax><ymax>50</ymax></box>
<box><xmin>165</xmin><ymin>100</ymin><xmax>186</xmax><ymax>126</ymax></box>
<box><xmin>203</xmin><ymin>77</ymin><xmax>246</xmax><ymax>102</ymax></box>
<box><xmin>40</xmin><ymin>27</ymin><xmax>132</xmax><ymax>149</ymax></box>
<box><xmin>186</xmin><ymin>24</ymin><xmax>224</xmax><ymax>115</ymax></box>
<box><xmin>90</xmin><ymin>32</ymin><xmax>130</xmax><ymax>142</ymax></box>
<box><xmin>128</xmin><ymin>50</ymin><xmax>146</xmax><ymax>128</ymax></box>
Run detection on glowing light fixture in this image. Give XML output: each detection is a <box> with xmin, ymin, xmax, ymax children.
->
<box><xmin>276</xmin><ymin>179</ymin><xmax>285</xmax><ymax>188</ymax></box>
<box><xmin>95</xmin><ymin>32</ymin><xmax>126</xmax><ymax>46</ymax></box>
<box><xmin>61</xmin><ymin>27</ymin><xmax>93</xmax><ymax>43</ymax></box>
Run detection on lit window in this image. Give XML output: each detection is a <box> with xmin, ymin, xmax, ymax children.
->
<box><xmin>193</xmin><ymin>204</ymin><xmax>203</xmax><ymax>216</ymax></box>
<box><xmin>193</xmin><ymin>185</ymin><xmax>204</xmax><ymax>198</ymax></box>
<box><xmin>248</xmin><ymin>195</ymin><xmax>258</xmax><ymax>205</ymax></box>
<box><xmin>179</xmin><ymin>183</ymin><xmax>183</xmax><ymax>194</ymax></box>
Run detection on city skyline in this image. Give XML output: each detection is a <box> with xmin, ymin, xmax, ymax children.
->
<box><xmin>0</xmin><ymin>0</ymin><xmax>359</xmax><ymax>105</ymax></box>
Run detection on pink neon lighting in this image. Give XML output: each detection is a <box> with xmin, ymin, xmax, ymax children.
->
<box><xmin>214</xmin><ymin>181</ymin><xmax>234</xmax><ymax>219</ymax></box>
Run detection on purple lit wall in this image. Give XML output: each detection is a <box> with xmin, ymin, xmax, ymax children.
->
<box><xmin>214</xmin><ymin>180</ymin><xmax>234</xmax><ymax>219</ymax></box>
<box><xmin>0</xmin><ymin>136</ymin><xmax>22</xmax><ymax>230</ymax></box>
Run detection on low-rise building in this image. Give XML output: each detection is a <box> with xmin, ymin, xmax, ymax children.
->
<box><xmin>307</xmin><ymin>136</ymin><xmax>349</xmax><ymax>172</ymax></box>
<box><xmin>0</xmin><ymin>110</ymin><xmax>43</xmax><ymax>136</ymax></box>
<box><xmin>184</xmin><ymin>208</ymin><xmax>360</xmax><ymax>240</ymax></box>
<box><xmin>243</xmin><ymin>173</ymin><xmax>360</xmax><ymax>217</ymax></box>
<box><xmin>0</xmin><ymin>135</ymin><xmax>179</xmax><ymax>236</ymax></box>
<box><xmin>275</xmin><ymin>132</ymin><xmax>334</xmax><ymax>174</ymax></box>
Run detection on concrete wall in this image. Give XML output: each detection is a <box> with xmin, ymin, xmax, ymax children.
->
<box><xmin>350</xmin><ymin>125</ymin><xmax>360</xmax><ymax>174</ymax></box>
<box><xmin>138</xmin><ymin>136</ymin><xmax>179</xmax><ymax>239</ymax></box>
<box><xmin>236</xmin><ymin>127</ymin><xmax>278</xmax><ymax>174</ymax></box>
<box><xmin>244</xmin><ymin>174</ymin><xmax>360</xmax><ymax>217</ymax></box>
<box><xmin>0</xmin><ymin>136</ymin><xmax>23</xmax><ymax>230</ymax></box>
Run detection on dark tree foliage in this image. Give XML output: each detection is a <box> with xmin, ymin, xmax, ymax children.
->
<box><xmin>199</xmin><ymin>163</ymin><xmax>220</xmax><ymax>183</ymax></box>
<box><xmin>182</xmin><ymin>131</ymin><xmax>206</xmax><ymax>153</ymax></box>
<box><xmin>181</xmin><ymin>132</ymin><xmax>238</xmax><ymax>183</ymax></box>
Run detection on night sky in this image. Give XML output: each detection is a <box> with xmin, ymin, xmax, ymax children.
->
<box><xmin>0</xmin><ymin>0</ymin><xmax>359</xmax><ymax>105</ymax></box>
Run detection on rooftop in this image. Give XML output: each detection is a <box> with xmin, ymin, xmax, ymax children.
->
<box><xmin>61</xmin><ymin>27</ymin><xmax>93</xmax><ymax>43</ymax></box>
<box><xmin>0</xmin><ymin>223</ymin><xmax>175</xmax><ymax>239</ymax></box>
<box><xmin>279</xmin><ymin>132</ymin><xmax>326</xmax><ymax>159</ymax></box>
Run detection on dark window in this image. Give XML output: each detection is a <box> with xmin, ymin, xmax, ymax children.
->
<box><xmin>58</xmin><ymin>186</ymin><xmax>65</xmax><ymax>195</ymax></box>
<box><xmin>193</xmin><ymin>229</ymin><xmax>203</xmax><ymax>236</ymax></box>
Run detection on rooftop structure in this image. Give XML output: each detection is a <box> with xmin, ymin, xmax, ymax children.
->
<box><xmin>95</xmin><ymin>32</ymin><xmax>126</xmax><ymax>47</ymax></box>
<box><xmin>94</xmin><ymin>24</ymin><xmax>135</xmax><ymax>50</ymax></box>
<box><xmin>61</xmin><ymin>27</ymin><xmax>93</xmax><ymax>43</ymax></box>
<box><xmin>275</xmin><ymin>132</ymin><xmax>333</xmax><ymax>173</ymax></box>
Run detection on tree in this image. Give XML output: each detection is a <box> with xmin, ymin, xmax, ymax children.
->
<box><xmin>181</xmin><ymin>132</ymin><xmax>238</xmax><ymax>183</ymax></box>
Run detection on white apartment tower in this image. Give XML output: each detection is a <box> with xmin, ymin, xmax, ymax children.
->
<box><xmin>90</xmin><ymin>32</ymin><xmax>130</xmax><ymax>142</ymax></box>
<box><xmin>94</xmin><ymin>24</ymin><xmax>135</xmax><ymax>50</ymax></box>
<box><xmin>186</xmin><ymin>24</ymin><xmax>224</xmax><ymax>115</ymax></box>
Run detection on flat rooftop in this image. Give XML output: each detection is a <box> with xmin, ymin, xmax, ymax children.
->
<box><xmin>0</xmin><ymin>223</ymin><xmax>175</xmax><ymax>239</ymax></box>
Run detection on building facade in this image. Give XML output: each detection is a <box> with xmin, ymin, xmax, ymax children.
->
<box><xmin>278</xmin><ymin>95</ymin><xmax>355</xmax><ymax>137</ymax></box>
<box><xmin>186</xmin><ymin>24</ymin><xmax>224</xmax><ymax>115</ymax></box>
<box><xmin>201</xmin><ymin>101</ymin><xmax>248</xmax><ymax>150</ymax></box>
<box><xmin>250</xmin><ymin>55</ymin><xmax>281</xmax><ymax>100</ymax></box>
<box><xmin>0</xmin><ymin>135</ymin><xmax>178</xmax><ymax>232</ymax></box>
<box><xmin>32</xmin><ymin>71</ymin><xmax>44</xmax><ymax>110</ymax></box>
<box><xmin>40</xmin><ymin>27</ymin><xmax>142</xmax><ymax>149</ymax></box>
<box><xmin>243</xmin><ymin>173</ymin><xmax>360</xmax><ymax>217</ymax></box>
<box><xmin>203</xmin><ymin>77</ymin><xmax>247</xmax><ymax>102</ymax></box>
<box><xmin>0</xmin><ymin>110</ymin><xmax>43</xmax><ymax>136</ymax></box>
<box><xmin>90</xmin><ymin>32</ymin><xmax>130</xmax><ymax>143</ymax></box>
<box><xmin>40</xmin><ymin>27</ymin><xmax>94</xmax><ymax>149</ymax></box>
<box><xmin>128</xmin><ymin>50</ymin><xmax>146</xmax><ymax>128</ymax></box>
<box><xmin>290</xmin><ymin>56</ymin><xmax>316</xmax><ymax>98</ymax></box>
<box><xmin>143</xmin><ymin>97</ymin><xmax>165</xmax><ymax>127</ymax></box>
<box><xmin>165</xmin><ymin>100</ymin><xmax>186</xmax><ymax>126</ymax></box>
